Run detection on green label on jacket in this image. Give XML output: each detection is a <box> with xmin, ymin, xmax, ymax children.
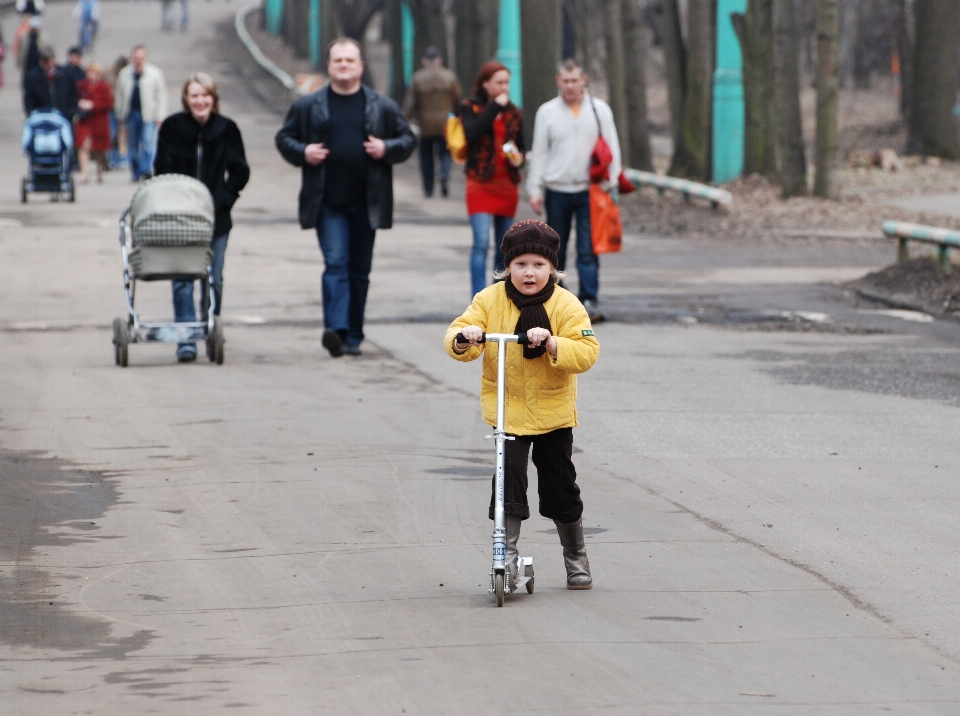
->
<box><xmin>581</xmin><ymin>329</ymin><xmax>594</xmax><ymax>337</ymax></box>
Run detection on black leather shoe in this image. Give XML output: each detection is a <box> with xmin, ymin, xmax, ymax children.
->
<box><xmin>321</xmin><ymin>329</ymin><xmax>344</xmax><ymax>358</ymax></box>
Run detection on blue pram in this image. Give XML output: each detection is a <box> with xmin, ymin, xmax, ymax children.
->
<box><xmin>21</xmin><ymin>109</ymin><xmax>75</xmax><ymax>203</ymax></box>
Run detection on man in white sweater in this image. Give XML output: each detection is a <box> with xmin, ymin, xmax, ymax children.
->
<box><xmin>526</xmin><ymin>59</ymin><xmax>621</xmax><ymax>320</ymax></box>
<box><xmin>114</xmin><ymin>44</ymin><xmax>167</xmax><ymax>181</ymax></box>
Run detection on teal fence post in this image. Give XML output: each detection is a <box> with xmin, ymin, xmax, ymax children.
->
<box><xmin>401</xmin><ymin>1</ymin><xmax>414</xmax><ymax>85</ymax></box>
<box><xmin>309</xmin><ymin>0</ymin><xmax>321</xmax><ymax>69</ymax></box>
<box><xmin>497</xmin><ymin>0</ymin><xmax>522</xmax><ymax>107</ymax></box>
<box><xmin>712</xmin><ymin>0</ymin><xmax>746</xmax><ymax>183</ymax></box>
<box><xmin>265</xmin><ymin>0</ymin><xmax>283</xmax><ymax>35</ymax></box>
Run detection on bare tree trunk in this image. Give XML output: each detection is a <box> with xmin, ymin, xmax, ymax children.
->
<box><xmin>383</xmin><ymin>0</ymin><xmax>405</xmax><ymax>100</ymax></box>
<box><xmin>732</xmin><ymin>0</ymin><xmax>776</xmax><ymax>176</ymax></box>
<box><xmin>283</xmin><ymin>0</ymin><xmax>310</xmax><ymax>58</ymax></box>
<box><xmin>651</xmin><ymin>0</ymin><xmax>687</xmax><ymax>174</ymax></box>
<box><xmin>622</xmin><ymin>0</ymin><xmax>653</xmax><ymax>170</ymax></box>
<box><xmin>522</xmin><ymin>0</ymin><xmax>561</xmax><ymax>146</ymax></box>
<box><xmin>837</xmin><ymin>0</ymin><xmax>857</xmax><ymax>88</ymax></box>
<box><xmin>332</xmin><ymin>0</ymin><xmax>381</xmax><ymax>41</ymax></box>
<box><xmin>907</xmin><ymin>0</ymin><xmax>960</xmax><ymax>159</ymax></box>
<box><xmin>453</xmin><ymin>0</ymin><xmax>500</xmax><ymax>94</ymax></box>
<box><xmin>675</xmin><ymin>0</ymin><xmax>715</xmax><ymax>180</ymax></box>
<box><xmin>562</xmin><ymin>0</ymin><xmax>578</xmax><ymax>58</ymax></box>
<box><xmin>814</xmin><ymin>0</ymin><xmax>840</xmax><ymax>199</ymax></box>
<box><xmin>579</xmin><ymin>0</ymin><xmax>606</xmax><ymax>91</ymax></box>
<box><xmin>604</xmin><ymin>0</ymin><xmax>630</xmax><ymax>163</ymax></box>
<box><xmin>895</xmin><ymin>0</ymin><xmax>914</xmax><ymax>119</ymax></box>
<box><xmin>406</xmin><ymin>0</ymin><xmax>448</xmax><ymax>68</ymax></box>
<box><xmin>773</xmin><ymin>0</ymin><xmax>807</xmax><ymax>196</ymax></box>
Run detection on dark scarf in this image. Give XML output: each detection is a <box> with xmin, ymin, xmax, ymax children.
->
<box><xmin>505</xmin><ymin>278</ymin><xmax>555</xmax><ymax>359</ymax></box>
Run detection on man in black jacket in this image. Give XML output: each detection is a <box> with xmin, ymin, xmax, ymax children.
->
<box><xmin>275</xmin><ymin>38</ymin><xmax>415</xmax><ymax>358</ymax></box>
<box><xmin>23</xmin><ymin>48</ymin><xmax>79</xmax><ymax>120</ymax></box>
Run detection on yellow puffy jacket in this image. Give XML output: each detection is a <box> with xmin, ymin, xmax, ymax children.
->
<box><xmin>445</xmin><ymin>283</ymin><xmax>600</xmax><ymax>435</ymax></box>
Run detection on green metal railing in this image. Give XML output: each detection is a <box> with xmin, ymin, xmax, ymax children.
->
<box><xmin>622</xmin><ymin>169</ymin><xmax>734</xmax><ymax>209</ymax></box>
<box><xmin>882</xmin><ymin>221</ymin><xmax>960</xmax><ymax>272</ymax></box>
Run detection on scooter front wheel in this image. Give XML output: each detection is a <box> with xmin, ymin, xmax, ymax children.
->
<box><xmin>494</xmin><ymin>572</ymin><xmax>504</xmax><ymax>607</ymax></box>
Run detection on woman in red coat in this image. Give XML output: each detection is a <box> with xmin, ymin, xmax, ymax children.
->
<box><xmin>76</xmin><ymin>61</ymin><xmax>113</xmax><ymax>183</ymax></box>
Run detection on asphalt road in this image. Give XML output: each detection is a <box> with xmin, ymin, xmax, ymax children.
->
<box><xmin>1</xmin><ymin>2</ymin><xmax>959</xmax><ymax>713</ymax></box>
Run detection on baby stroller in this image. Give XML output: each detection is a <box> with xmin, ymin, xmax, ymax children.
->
<box><xmin>21</xmin><ymin>109</ymin><xmax>76</xmax><ymax>203</ymax></box>
<box><xmin>112</xmin><ymin>174</ymin><xmax>224</xmax><ymax>366</ymax></box>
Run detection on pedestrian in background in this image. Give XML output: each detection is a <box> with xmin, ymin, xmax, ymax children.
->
<box><xmin>155</xmin><ymin>72</ymin><xmax>249</xmax><ymax>362</ymax></box>
<box><xmin>0</xmin><ymin>25</ymin><xmax>6</xmax><ymax>96</ymax></box>
<box><xmin>275</xmin><ymin>38</ymin><xmax>415</xmax><ymax>358</ymax></box>
<box><xmin>526</xmin><ymin>59</ymin><xmax>621</xmax><ymax>322</ymax></box>
<box><xmin>445</xmin><ymin>220</ymin><xmax>599</xmax><ymax>591</ymax></box>
<box><xmin>402</xmin><ymin>45</ymin><xmax>460</xmax><ymax>198</ymax></box>
<box><xmin>64</xmin><ymin>45</ymin><xmax>84</xmax><ymax>83</ymax></box>
<box><xmin>17</xmin><ymin>15</ymin><xmax>49</xmax><ymax>76</ymax></box>
<box><xmin>15</xmin><ymin>0</ymin><xmax>45</xmax><ymax>15</ymax></box>
<box><xmin>76</xmin><ymin>61</ymin><xmax>112</xmax><ymax>183</ymax></box>
<box><xmin>23</xmin><ymin>46</ymin><xmax>78</xmax><ymax>119</ymax></box>
<box><xmin>460</xmin><ymin>60</ymin><xmax>525</xmax><ymax>297</ymax></box>
<box><xmin>106</xmin><ymin>54</ymin><xmax>128</xmax><ymax>169</ymax></box>
<box><xmin>73</xmin><ymin>0</ymin><xmax>99</xmax><ymax>52</ymax></box>
<box><xmin>114</xmin><ymin>44</ymin><xmax>166</xmax><ymax>181</ymax></box>
<box><xmin>161</xmin><ymin>0</ymin><xmax>188</xmax><ymax>32</ymax></box>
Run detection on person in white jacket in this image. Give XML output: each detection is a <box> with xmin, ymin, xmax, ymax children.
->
<box><xmin>526</xmin><ymin>58</ymin><xmax>621</xmax><ymax>321</ymax></box>
<box><xmin>114</xmin><ymin>44</ymin><xmax>166</xmax><ymax>181</ymax></box>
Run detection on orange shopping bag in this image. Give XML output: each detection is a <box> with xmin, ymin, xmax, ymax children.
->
<box><xmin>589</xmin><ymin>183</ymin><xmax>622</xmax><ymax>254</ymax></box>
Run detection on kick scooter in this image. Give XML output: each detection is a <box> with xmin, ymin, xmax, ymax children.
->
<box><xmin>456</xmin><ymin>331</ymin><xmax>535</xmax><ymax>607</ymax></box>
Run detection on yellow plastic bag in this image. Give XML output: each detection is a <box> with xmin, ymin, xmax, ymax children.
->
<box><xmin>445</xmin><ymin>113</ymin><xmax>468</xmax><ymax>165</ymax></box>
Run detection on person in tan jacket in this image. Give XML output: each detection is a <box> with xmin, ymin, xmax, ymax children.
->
<box><xmin>402</xmin><ymin>46</ymin><xmax>460</xmax><ymax>197</ymax></box>
<box><xmin>446</xmin><ymin>220</ymin><xmax>600</xmax><ymax>592</ymax></box>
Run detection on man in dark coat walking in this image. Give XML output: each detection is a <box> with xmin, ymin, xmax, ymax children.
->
<box><xmin>23</xmin><ymin>47</ymin><xmax>78</xmax><ymax>119</ymax></box>
<box><xmin>275</xmin><ymin>37</ymin><xmax>415</xmax><ymax>358</ymax></box>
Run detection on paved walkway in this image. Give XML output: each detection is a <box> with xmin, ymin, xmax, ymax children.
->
<box><xmin>1</xmin><ymin>3</ymin><xmax>960</xmax><ymax>714</ymax></box>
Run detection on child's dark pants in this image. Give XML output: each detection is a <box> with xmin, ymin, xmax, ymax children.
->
<box><xmin>488</xmin><ymin>427</ymin><xmax>583</xmax><ymax>523</ymax></box>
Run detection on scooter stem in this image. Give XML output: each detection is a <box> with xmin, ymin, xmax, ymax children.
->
<box><xmin>492</xmin><ymin>337</ymin><xmax>507</xmax><ymax>573</ymax></box>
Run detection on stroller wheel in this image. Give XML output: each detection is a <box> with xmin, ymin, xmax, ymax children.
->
<box><xmin>20</xmin><ymin>179</ymin><xmax>27</xmax><ymax>204</ymax></box>
<box><xmin>113</xmin><ymin>317</ymin><xmax>128</xmax><ymax>367</ymax></box>
<box><xmin>212</xmin><ymin>316</ymin><xmax>224</xmax><ymax>365</ymax></box>
<box><xmin>494</xmin><ymin>572</ymin><xmax>504</xmax><ymax>607</ymax></box>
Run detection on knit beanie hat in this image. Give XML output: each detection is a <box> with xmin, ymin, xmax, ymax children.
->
<box><xmin>500</xmin><ymin>220</ymin><xmax>560</xmax><ymax>269</ymax></box>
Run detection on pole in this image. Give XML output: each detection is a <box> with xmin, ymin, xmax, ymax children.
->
<box><xmin>712</xmin><ymin>0</ymin><xmax>746</xmax><ymax>183</ymax></box>
<box><xmin>265</xmin><ymin>0</ymin><xmax>283</xmax><ymax>35</ymax></box>
<box><xmin>497</xmin><ymin>0</ymin><xmax>522</xmax><ymax>107</ymax></box>
<box><xmin>401</xmin><ymin>1</ymin><xmax>415</xmax><ymax>85</ymax></box>
<box><xmin>308</xmin><ymin>0</ymin><xmax>321</xmax><ymax>70</ymax></box>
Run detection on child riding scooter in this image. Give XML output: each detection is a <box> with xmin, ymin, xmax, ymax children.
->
<box><xmin>445</xmin><ymin>220</ymin><xmax>600</xmax><ymax>601</ymax></box>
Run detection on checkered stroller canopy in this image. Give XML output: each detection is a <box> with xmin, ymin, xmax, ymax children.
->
<box><xmin>130</xmin><ymin>174</ymin><xmax>215</xmax><ymax>248</ymax></box>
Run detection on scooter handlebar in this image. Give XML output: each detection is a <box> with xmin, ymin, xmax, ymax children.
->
<box><xmin>455</xmin><ymin>332</ymin><xmax>531</xmax><ymax>345</ymax></box>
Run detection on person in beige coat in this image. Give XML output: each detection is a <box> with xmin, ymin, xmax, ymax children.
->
<box><xmin>446</xmin><ymin>220</ymin><xmax>600</xmax><ymax>593</ymax></box>
<box><xmin>114</xmin><ymin>44</ymin><xmax>166</xmax><ymax>180</ymax></box>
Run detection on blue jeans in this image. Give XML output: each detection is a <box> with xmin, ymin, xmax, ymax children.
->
<box><xmin>418</xmin><ymin>135</ymin><xmax>451</xmax><ymax>197</ymax></box>
<box><xmin>469</xmin><ymin>213</ymin><xmax>511</xmax><ymax>296</ymax></box>
<box><xmin>173</xmin><ymin>233</ymin><xmax>228</xmax><ymax>355</ymax></box>
<box><xmin>316</xmin><ymin>204</ymin><xmax>376</xmax><ymax>347</ymax></box>
<box><xmin>126</xmin><ymin>111</ymin><xmax>156</xmax><ymax>180</ymax></box>
<box><xmin>108</xmin><ymin>110</ymin><xmax>127</xmax><ymax>169</ymax></box>
<box><xmin>544</xmin><ymin>188</ymin><xmax>598</xmax><ymax>301</ymax></box>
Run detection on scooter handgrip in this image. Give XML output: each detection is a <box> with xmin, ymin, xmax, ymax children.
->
<box><xmin>455</xmin><ymin>332</ymin><xmax>486</xmax><ymax>344</ymax></box>
<box><xmin>516</xmin><ymin>333</ymin><xmax>531</xmax><ymax>345</ymax></box>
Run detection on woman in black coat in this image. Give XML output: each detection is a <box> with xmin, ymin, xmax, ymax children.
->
<box><xmin>155</xmin><ymin>72</ymin><xmax>249</xmax><ymax>362</ymax></box>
